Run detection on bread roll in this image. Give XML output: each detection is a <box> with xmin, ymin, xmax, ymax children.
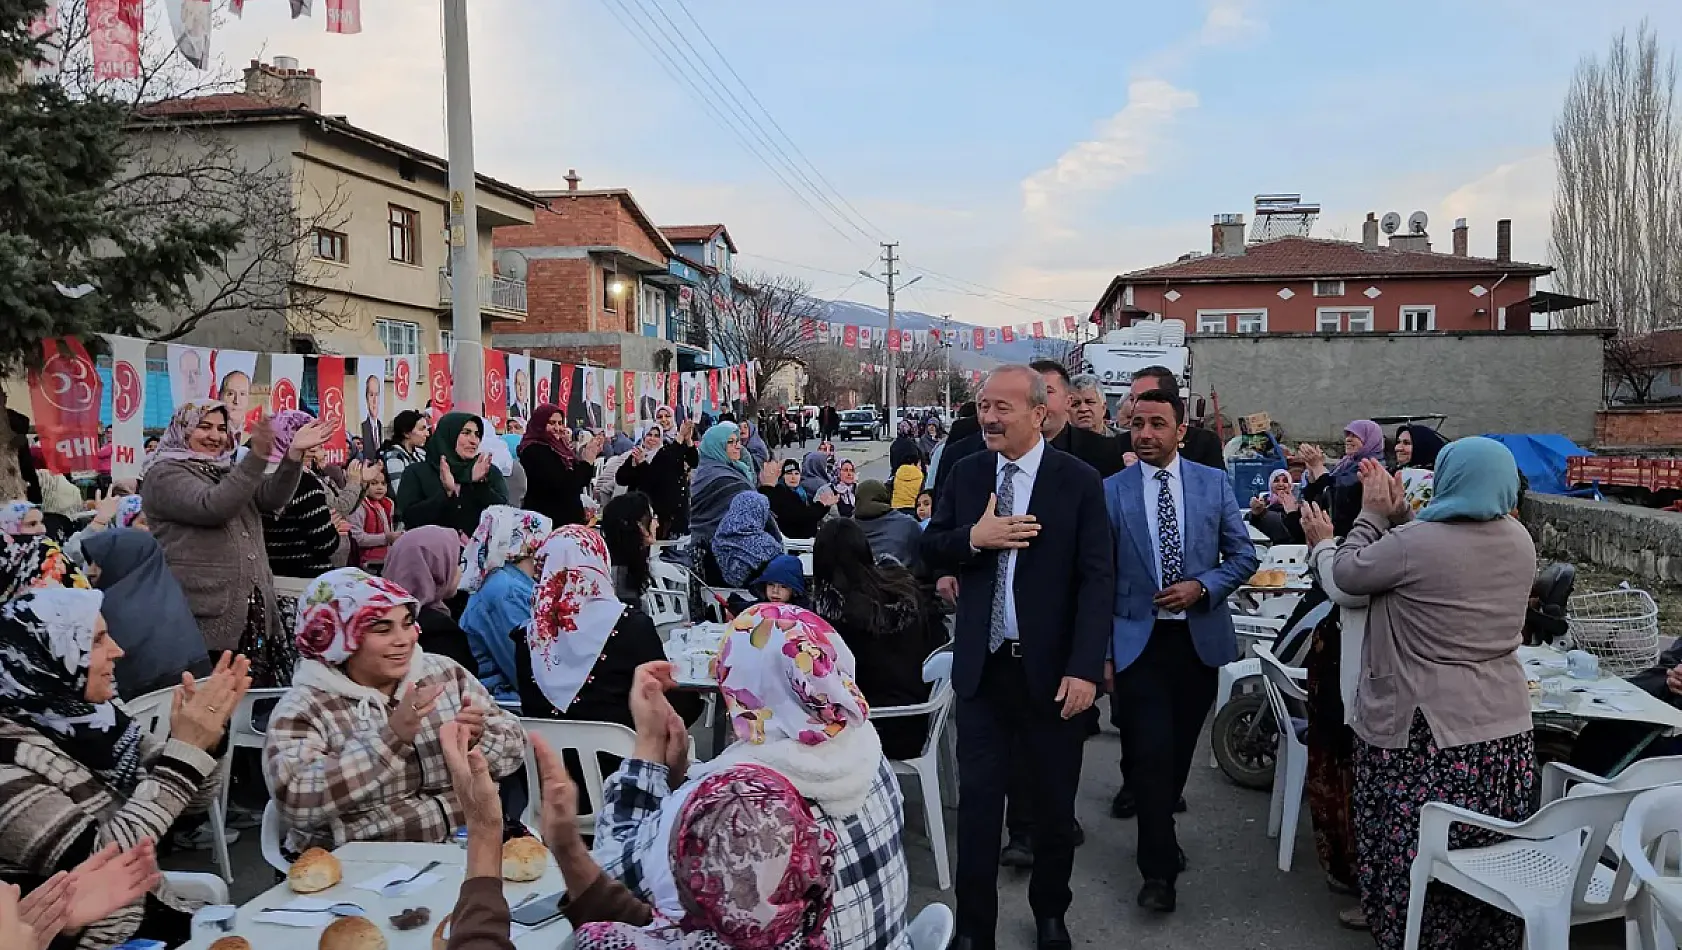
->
<box><xmin>288</xmin><ymin>847</ymin><xmax>343</xmax><ymax>894</ymax></box>
<box><xmin>501</xmin><ymin>836</ymin><xmax>549</xmax><ymax>882</ymax></box>
<box><xmin>208</xmin><ymin>938</ymin><xmax>252</xmax><ymax>950</ymax></box>
<box><xmin>320</xmin><ymin>916</ymin><xmax>387</xmax><ymax>950</ymax></box>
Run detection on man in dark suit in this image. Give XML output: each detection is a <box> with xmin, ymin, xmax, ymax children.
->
<box><xmin>922</xmin><ymin>364</ymin><xmax>1114</xmax><ymax>950</ymax></box>
<box><xmin>1105</xmin><ymin>388</ymin><xmax>1257</xmax><ymax>912</ymax></box>
<box><xmin>1031</xmin><ymin>359</ymin><xmax>1125</xmax><ymax>479</ymax></box>
<box><xmin>1112</xmin><ymin>365</ymin><xmax>1226</xmax><ymax>470</ymax></box>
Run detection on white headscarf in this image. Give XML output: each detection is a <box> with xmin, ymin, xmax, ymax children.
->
<box><xmin>458</xmin><ymin>505</ymin><xmax>553</xmax><ymax>593</ymax></box>
<box><xmin>525</xmin><ymin>526</ymin><xmax>625</xmax><ymax>713</ymax></box>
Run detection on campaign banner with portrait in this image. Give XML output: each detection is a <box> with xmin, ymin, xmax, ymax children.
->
<box><xmin>506</xmin><ymin>353</ymin><xmax>532</xmax><ymax>426</ymax></box>
<box><xmin>101</xmin><ymin>334</ymin><xmax>147</xmax><ymax>481</ymax></box>
<box><xmin>166</xmin><ymin>344</ymin><xmax>213</xmax><ymax>408</ymax></box>
<box><xmin>211</xmin><ymin>349</ymin><xmax>258</xmax><ymax>435</ymax></box>
<box><xmin>28</xmin><ymin>338</ymin><xmax>103</xmax><ymax>475</ymax></box>
<box><xmin>356</xmin><ymin>357</ymin><xmax>385</xmax><ymax>455</ymax></box>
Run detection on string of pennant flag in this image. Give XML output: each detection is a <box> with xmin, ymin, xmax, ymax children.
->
<box><xmin>25</xmin><ymin>335</ymin><xmax>764</xmax><ymax>483</ymax></box>
<box><xmin>801</xmin><ymin>315</ymin><xmax>1083</xmax><ymax>351</ymax></box>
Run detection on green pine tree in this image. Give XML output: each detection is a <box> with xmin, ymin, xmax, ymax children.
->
<box><xmin>0</xmin><ymin>0</ymin><xmax>242</xmax><ymax>374</ymax></box>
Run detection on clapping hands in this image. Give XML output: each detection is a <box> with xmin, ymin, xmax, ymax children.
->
<box><xmin>628</xmin><ymin>662</ymin><xmax>690</xmax><ymax>788</ymax></box>
<box><xmin>169</xmin><ymin>653</ymin><xmax>251</xmax><ymax>751</ymax></box>
<box><xmin>1357</xmin><ymin>458</ymin><xmax>1409</xmax><ymax>521</ymax></box>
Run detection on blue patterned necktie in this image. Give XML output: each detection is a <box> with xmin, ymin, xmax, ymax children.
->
<box><xmin>988</xmin><ymin>462</ymin><xmax>1019</xmax><ymax>653</ymax></box>
<box><xmin>1156</xmin><ymin>468</ymin><xmax>1183</xmax><ymax>588</ymax></box>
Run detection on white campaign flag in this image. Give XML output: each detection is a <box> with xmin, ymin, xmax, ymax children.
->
<box><xmin>166</xmin><ymin>344</ymin><xmax>214</xmax><ymax>408</ymax></box>
<box><xmin>269</xmin><ymin>354</ymin><xmax>305</xmax><ymax>414</ymax></box>
<box><xmin>102</xmin><ymin>334</ymin><xmax>147</xmax><ymax>481</ymax></box>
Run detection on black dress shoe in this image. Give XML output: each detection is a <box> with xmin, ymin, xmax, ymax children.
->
<box><xmin>999</xmin><ymin>834</ymin><xmax>1034</xmax><ymax>868</ymax></box>
<box><xmin>1138</xmin><ymin>879</ymin><xmax>1177</xmax><ymax>912</ymax></box>
<box><xmin>1111</xmin><ymin>787</ymin><xmax>1137</xmax><ymax>818</ymax></box>
<box><xmin>1035</xmin><ymin>917</ymin><xmax>1072</xmax><ymax>950</ymax></box>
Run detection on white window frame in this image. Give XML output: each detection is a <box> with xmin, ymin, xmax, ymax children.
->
<box><xmin>1235</xmin><ymin>310</ymin><xmax>1268</xmax><ymax>333</ymax></box>
<box><xmin>1197</xmin><ymin>309</ymin><xmax>1267</xmax><ymax>334</ymax></box>
<box><xmin>1317</xmin><ymin>307</ymin><xmax>1375</xmax><ymax>333</ymax></box>
<box><xmin>375</xmin><ymin>318</ymin><xmax>420</xmax><ymax>380</ymax></box>
<box><xmin>1196</xmin><ymin>311</ymin><xmax>1229</xmax><ymax>334</ymax></box>
<box><xmin>439</xmin><ymin>330</ymin><xmax>456</xmax><ymax>363</ymax></box>
<box><xmin>640</xmin><ymin>283</ymin><xmax>664</xmax><ymax>329</ymax></box>
<box><xmin>1399</xmin><ymin>305</ymin><xmax>1435</xmax><ymax>332</ymax></box>
<box><xmin>1313</xmin><ymin>280</ymin><xmax>1345</xmax><ymax>297</ymax></box>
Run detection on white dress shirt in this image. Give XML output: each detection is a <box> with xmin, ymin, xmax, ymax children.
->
<box><xmin>994</xmin><ymin>437</ymin><xmax>1045</xmax><ymax>641</ymax></box>
<box><xmin>1140</xmin><ymin>453</ymin><xmax>1187</xmax><ymax>620</ymax></box>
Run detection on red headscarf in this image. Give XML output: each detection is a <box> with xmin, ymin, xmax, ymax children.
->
<box><xmin>519</xmin><ymin>403</ymin><xmax>576</xmax><ymax>466</ymax></box>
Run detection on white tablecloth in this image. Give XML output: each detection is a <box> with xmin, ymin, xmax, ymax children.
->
<box><xmin>178</xmin><ymin>842</ymin><xmax>574</xmax><ymax>950</ymax></box>
<box><xmin>1521</xmin><ymin>645</ymin><xmax>1682</xmax><ymax>731</ymax></box>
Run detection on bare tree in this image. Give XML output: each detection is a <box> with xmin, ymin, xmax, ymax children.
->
<box><xmin>1604</xmin><ymin>335</ymin><xmax>1664</xmax><ymax>404</ymax></box>
<box><xmin>892</xmin><ymin>340</ymin><xmax>947</xmax><ymax>408</ymax></box>
<box><xmin>1552</xmin><ymin>22</ymin><xmax>1682</xmax><ymax>338</ymax></box>
<box><xmin>802</xmin><ymin>344</ymin><xmax>871</xmax><ymax>407</ymax></box>
<box><xmin>691</xmin><ymin>269</ymin><xmax>824</xmax><ymax>413</ymax></box>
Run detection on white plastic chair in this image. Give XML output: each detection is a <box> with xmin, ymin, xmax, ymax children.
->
<box><xmin>1260</xmin><ymin>544</ymin><xmax>1309</xmax><ymax>572</ymax></box>
<box><xmin>871</xmin><ymin>651</ymin><xmax>957</xmax><ymax>889</ymax></box>
<box><xmin>1254</xmin><ymin>644</ymin><xmax>1308</xmax><ymax>872</ymax></box>
<box><xmin>122</xmin><ymin>687</ymin><xmax>234</xmax><ymax>884</ymax></box>
<box><xmin>1403</xmin><ymin>786</ymin><xmax>1644</xmax><ymax>950</ymax></box>
<box><xmin>163</xmin><ymin>871</ymin><xmax>229</xmax><ymax>905</ymax></box>
<box><xmin>906</xmin><ymin>903</ymin><xmax>955</xmax><ymax>950</ymax></box>
<box><xmin>644</xmin><ymin>588</ymin><xmax>689</xmax><ymax>631</ymax></box>
<box><xmin>520</xmin><ymin>718</ymin><xmax>639</xmax><ymax>840</ymax></box>
<box><xmin>260</xmin><ymin>799</ymin><xmax>290</xmax><ymax>873</ymax></box>
<box><xmin>649</xmin><ymin>555</ymin><xmax>690</xmax><ymax>597</ymax></box>
<box><xmin>1620</xmin><ymin>786</ymin><xmax>1682</xmax><ymax>950</ymax></box>
<box><xmin>215</xmin><ymin>687</ymin><xmax>288</xmax><ymax>860</ymax></box>
<box><xmin>1542</xmin><ymin>756</ymin><xmax>1682</xmax><ymax>805</ymax></box>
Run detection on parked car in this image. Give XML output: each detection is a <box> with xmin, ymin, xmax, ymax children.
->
<box><xmin>837</xmin><ymin>409</ymin><xmax>877</xmax><ymax>441</ymax></box>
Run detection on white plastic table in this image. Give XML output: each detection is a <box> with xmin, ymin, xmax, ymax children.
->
<box><xmin>1522</xmin><ymin>645</ymin><xmax>1682</xmax><ymax>773</ymax></box>
<box><xmin>177</xmin><ymin>841</ymin><xmax>574</xmax><ymax>950</ymax></box>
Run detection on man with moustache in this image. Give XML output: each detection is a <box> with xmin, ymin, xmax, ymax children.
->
<box><xmin>1104</xmin><ymin>387</ymin><xmax>1255</xmax><ymax>912</ymax></box>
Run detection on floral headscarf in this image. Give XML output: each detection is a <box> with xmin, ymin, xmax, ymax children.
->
<box><xmin>294</xmin><ymin>568</ymin><xmax>419</xmax><ymax>665</ymax></box>
<box><xmin>526</xmin><ymin>525</ymin><xmax>626</xmax><ymax>713</ymax></box>
<box><xmin>715</xmin><ymin>603</ymin><xmax>869</xmax><ymax>747</ymax></box>
<box><xmin>0</xmin><ymin>501</ymin><xmax>40</xmax><ymax>535</ymax></box>
<box><xmin>0</xmin><ymin>588</ymin><xmax>143</xmax><ymax>795</ymax></box>
<box><xmin>574</xmin><ymin>763</ymin><xmax>837</xmax><ymax>950</ymax></box>
<box><xmin>143</xmin><ymin>400</ymin><xmax>234</xmax><ymax>475</ymax></box>
<box><xmin>712</xmin><ymin>492</ymin><xmax>786</xmax><ymax>588</ymax></box>
<box><xmin>266</xmin><ymin>409</ymin><xmax>315</xmax><ymax>464</ymax></box>
<box><xmin>0</xmin><ymin>535</ymin><xmax>90</xmax><ymax>603</ymax></box>
<box><xmin>113</xmin><ymin>494</ymin><xmax>146</xmax><ymax>529</ymax></box>
<box><xmin>459</xmin><ymin>505</ymin><xmax>554</xmax><ymax>593</ymax></box>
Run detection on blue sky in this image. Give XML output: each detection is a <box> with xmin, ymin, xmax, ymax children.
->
<box><xmin>213</xmin><ymin>0</ymin><xmax>1682</xmax><ymax>325</ymax></box>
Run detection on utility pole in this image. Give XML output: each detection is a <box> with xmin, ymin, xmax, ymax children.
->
<box><xmin>443</xmin><ymin>0</ymin><xmax>483</xmax><ymax>414</ymax></box>
<box><xmin>882</xmin><ymin>242</ymin><xmax>899</xmax><ymax>430</ymax></box>
<box><xmin>941</xmin><ymin>313</ymin><xmax>952</xmax><ymax>414</ymax></box>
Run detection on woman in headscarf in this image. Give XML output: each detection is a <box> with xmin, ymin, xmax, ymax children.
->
<box><xmin>762</xmin><ymin>457</ymin><xmax>833</xmax><ymax>541</ymax></box>
<box><xmin>459</xmin><ymin>505</ymin><xmax>553</xmax><ymax>701</ymax></box>
<box><xmin>378</xmin><ymin>409</ymin><xmax>431</xmax><ymax>496</ymax></box>
<box><xmin>917</xmin><ymin>419</ymin><xmax>942</xmax><ymax>463</ymax></box>
<box><xmin>0</xmin><ymin>588</ymin><xmax>247</xmax><ymax>950</ymax></box>
<box><xmin>382</xmin><ymin>526</ymin><xmax>477</xmax><ymax>673</ymax></box>
<box><xmin>80</xmin><ymin>529</ymin><xmax>213</xmax><ymax>700</ymax></box>
<box><xmin>739</xmin><ymin>420</ymin><xmax>771</xmax><ymax>470</ymax></box>
<box><xmin>1246</xmin><ymin>468</ymin><xmax>1299</xmax><ymax>545</ymax></box>
<box><xmin>262</xmin><ymin>425</ymin><xmax>348</xmax><ymax>579</ymax></box>
<box><xmin>395</xmin><ymin>412</ymin><xmax>508</xmax><ymax>535</ymax></box>
<box><xmin>1392</xmin><ymin>423</ymin><xmax>1447</xmax><ymax>513</ymax></box>
<box><xmin>0</xmin><ymin>534</ymin><xmax>87</xmax><ymax>602</ymax></box>
<box><xmin>519</xmin><ymin>404</ymin><xmax>603</xmax><ymax>526</ymax></box>
<box><xmin>1296</xmin><ymin>419</ymin><xmax>1383</xmax><ymax>538</ymax></box>
<box><xmin>617</xmin><ymin>420</ymin><xmax>699</xmax><ymax>540</ymax></box>
<box><xmin>515</xmin><ymin>525</ymin><xmax>698</xmax><ymax>726</ymax></box>
<box><xmin>0</xmin><ymin>501</ymin><xmax>45</xmax><ymax>536</ymax></box>
<box><xmin>264</xmin><ymin>568</ymin><xmax>524</xmax><ymax>853</ymax></box>
<box><xmin>143</xmin><ymin>402</ymin><xmax>325</xmax><ymax>687</ymax></box>
<box><xmin>712</xmin><ymin>491</ymin><xmax>786</xmax><ymax>588</ymax></box>
<box><xmin>654</xmin><ymin>405</ymin><xmax>679</xmax><ymax>441</ymax></box>
<box><xmin>687</xmin><ymin>422</ymin><xmax>757</xmax><ymax>570</ymax></box>
<box><xmin>1332</xmin><ymin>440</ymin><xmax>1537</xmax><ymax>950</ymax></box>
<box><xmin>832</xmin><ymin>458</ymin><xmax>858</xmax><ymax>518</ymax></box>
<box><xmin>595</xmin><ymin>604</ymin><xmax>909</xmax><ymax>950</ymax></box>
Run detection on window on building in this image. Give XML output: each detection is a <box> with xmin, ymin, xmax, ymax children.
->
<box><xmin>1197</xmin><ymin>310</ymin><xmax>1266</xmax><ymax>334</ymax></box>
<box><xmin>313</xmin><ymin>228</ymin><xmax>348</xmax><ymax>263</ymax></box>
<box><xmin>376</xmin><ymin>318</ymin><xmax>420</xmax><ymax>380</ymax></box>
<box><xmin>1400</xmin><ymin>306</ymin><xmax>1435</xmax><ymax>332</ymax></box>
<box><xmin>439</xmin><ymin>330</ymin><xmax>456</xmax><ymax>360</ymax></box>
<box><xmin>1318</xmin><ymin>308</ymin><xmax>1374</xmax><ymax>332</ymax></box>
<box><xmin>602</xmin><ymin>270</ymin><xmax>621</xmax><ymax>313</ymax></box>
<box><xmin>1235</xmin><ymin>311</ymin><xmax>1267</xmax><ymax>333</ymax></box>
<box><xmin>1197</xmin><ymin>312</ymin><xmax>1228</xmax><ymax>334</ymax></box>
<box><xmin>641</xmin><ymin>284</ymin><xmax>664</xmax><ymax>328</ymax></box>
<box><xmin>388</xmin><ymin>205</ymin><xmax>419</xmax><ymax>264</ymax></box>
<box><xmin>1314</xmin><ymin>280</ymin><xmax>1345</xmax><ymax>297</ymax></box>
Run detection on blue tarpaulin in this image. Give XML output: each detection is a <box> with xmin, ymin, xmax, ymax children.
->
<box><xmin>1479</xmin><ymin>434</ymin><xmax>1592</xmax><ymax>496</ymax></box>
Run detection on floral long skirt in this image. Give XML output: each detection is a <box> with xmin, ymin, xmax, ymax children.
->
<box><xmin>1354</xmin><ymin>711</ymin><xmax>1536</xmax><ymax>950</ymax></box>
<box><xmin>1304</xmin><ymin>616</ymin><xmax>1359</xmax><ymax>888</ymax></box>
<box><xmin>240</xmin><ymin>587</ymin><xmax>297</xmax><ymax>689</ymax></box>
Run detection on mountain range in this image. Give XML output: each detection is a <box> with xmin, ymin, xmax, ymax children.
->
<box><xmin>818</xmin><ymin>300</ymin><xmax>1068</xmax><ymax>370</ymax></box>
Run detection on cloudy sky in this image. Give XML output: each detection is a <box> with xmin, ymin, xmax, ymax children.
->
<box><xmin>207</xmin><ymin>0</ymin><xmax>1682</xmax><ymax>326</ymax></box>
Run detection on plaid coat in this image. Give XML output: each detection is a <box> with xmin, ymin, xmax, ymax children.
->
<box><xmin>0</xmin><ymin>717</ymin><xmax>220</xmax><ymax>950</ymax></box>
<box><xmin>264</xmin><ymin>651</ymin><xmax>524</xmax><ymax>852</ymax></box>
<box><xmin>596</xmin><ymin>757</ymin><xmax>911</xmax><ymax>950</ymax></box>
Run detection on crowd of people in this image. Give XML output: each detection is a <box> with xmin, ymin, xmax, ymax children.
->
<box><xmin>0</xmin><ymin>361</ymin><xmax>1577</xmax><ymax>950</ymax></box>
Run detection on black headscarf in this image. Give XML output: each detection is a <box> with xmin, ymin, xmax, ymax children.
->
<box><xmin>1396</xmin><ymin>424</ymin><xmax>1447</xmax><ymax>471</ymax></box>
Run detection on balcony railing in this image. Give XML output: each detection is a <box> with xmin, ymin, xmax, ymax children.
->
<box><xmin>438</xmin><ymin>270</ymin><xmax>528</xmax><ymax>316</ymax></box>
<box><xmin>668</xmin><ymin>310</ymin><xmax>710</xmax><ymax>350</ymax></box>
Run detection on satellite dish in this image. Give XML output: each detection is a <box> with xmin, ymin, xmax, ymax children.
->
<box><xmin>494</xmin><ymin>250</ymin><xmax>528</xmax><ymax>282</ymax></box>
<box><xmin>1407</xmin><ymin>211</ymin><xmax>1429</xmax><ymax>235</ymax></box>
<box><xmin>1380</xmin><ymin>212</ymin><xmax>1402</xmax><ymax>235</ymax></box>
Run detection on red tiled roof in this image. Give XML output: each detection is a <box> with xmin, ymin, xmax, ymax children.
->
<box><xmin>135</xmin><ymin>92</ymin><xmax>290</xmax><ymax>117</ymax></box>
<box><xmin>1117</xmin><ymin>235</ymin><xmax>1551</xmax><ymax>283</ymax></box>
<box><xmin>659</xmin><ymin>224</ymin><xmax>736</xmax><ymax>252</ymax></box>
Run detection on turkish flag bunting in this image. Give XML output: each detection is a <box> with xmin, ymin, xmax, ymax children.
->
<box><xmin>1001</xmin><ymin>326</ymin><xmax>1016</xmax><ymax>343</ymax></box>
<box><xmin>973</xmin><ymin>328</ymin><xmax>985</xmax><ymax>350</ymax></box>
<box><xmin>1033</xmin><ymin>322</ymin><xmax>1046</xmax><ymax>338</ymax></box>
<box><xmin>843</xmin><ymin>325</ymin><xmax>858</xmax><ymax>348</ymax></box>
<box><xmin>1064</xmin><ymin>316</ymin><xmax>1079</xmax><ymax>334</ymax></box>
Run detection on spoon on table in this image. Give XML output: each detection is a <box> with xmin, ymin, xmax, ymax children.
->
<box><xmin>260</xmin><ymin>902</ymin><xmax>366</xmax><ymax>917</ymax></box>
<box><xmin>382</xmin><ymin>860</ymin><xmax>444</xmax><ymax>897</ymax></box>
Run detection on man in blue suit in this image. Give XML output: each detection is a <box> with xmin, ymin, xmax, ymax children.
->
<box><xmin>1104</xmin><ymin>387</ymin><xmax>1257</xmax><ymax>913</ymax></box>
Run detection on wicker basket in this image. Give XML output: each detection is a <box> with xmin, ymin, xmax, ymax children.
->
<box><xmin>1564</xmin><ymin>588</ymin><xmax>1661</xmax><ymax>677</ymax></box>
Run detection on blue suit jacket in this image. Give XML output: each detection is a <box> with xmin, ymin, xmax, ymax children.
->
<box><xmin>1105</xmin><ymin>458</ymin><xmax>1259</xmax><ymax>673</ymax></box>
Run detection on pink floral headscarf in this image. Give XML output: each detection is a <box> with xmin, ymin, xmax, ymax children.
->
<box><xmin>459</xmin><ymin>505</ymin><xmax>554</xmax><ymax>593</ymax></box>
<box><xmin>526</xmin><ymin>525</ymin><xmax>625</xmax><ymax>713</ymax></box>
<box><xmin>142</xmin><ymin>400</ymin><xmax>234</xmax><ymax>475</ymax></box>
<box><xmin>574</xmin><ymin>763</ymin><xmax>836</xmax><ymax>950</ymax></box>
<box><xmin>294</xmin><ymin>567</ymin><xmax>418</xmax><ymax>665</ymax></box>
<box><xmin>266</xmin><ymin>409</ymin><xmax>316</xmax><ymax>464</ymax></box>
<box><xmin>716</xmin><ymin>604</ymin><xmax>869</xmax><ymax>747</ymax></box>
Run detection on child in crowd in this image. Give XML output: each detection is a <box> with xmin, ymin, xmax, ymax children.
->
<box><xmin>350</xmin><ymin>464</ymin><xmax>399</xmax><ymax>570</ymax></box>
<box><xmin>916</xmin><ymin>490</ymin><xmax>934</xmax><ymax>528</ymax></box>
<box><xmin>727</xmin><ymin>553</ymin><xmax>807</xmax><ymax>616</ymax></box>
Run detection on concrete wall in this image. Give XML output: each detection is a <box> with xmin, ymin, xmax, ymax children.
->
<box><xmin>1522</xmin><ymin>493</ymin><xmax>1682</xmax><ymax>586</ymax></box>
<box><xmin>1187</xmin><ymin>330</ymin><xmax>1606</xmax><ymax>442</ymax></box>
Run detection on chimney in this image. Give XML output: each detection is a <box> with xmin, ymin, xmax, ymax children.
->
<box><xmin>564</xmin><ymin>169</ymin><xmax>581</xmax><ymax>192</ymax></box>
<box><xmin>1389</xmin><ymin>231</ymin><xmax>1431</xmax><ymax>253</ymax></box>
<box><xmin>243</xmin><ymin>56</ymin><xmax>322</xmax><ymax>113</ymax></box>
<box><xmin>1211</xmin><ymin>213</ymin><xmax>1246</xmax><ymax>257</ymax></box>
<box><xmin>1495</xmin><ymin>219</ymin><xmax>1512</xmax><ymax>262</ymax></box>
<box><xmin>1452</xmin><ymin>218</ymin><xmax>1468</xmax><ymax>257</ymax></box>
<box><xmin>1362</xmin><ymin>212</ymin><xmax>1379</xmax><ymax>250</ymax></box>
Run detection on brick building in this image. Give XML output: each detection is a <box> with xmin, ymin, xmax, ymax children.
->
<box><xmin>492</xmin><ymin>172</ymin><xmax>704</xmax><ymax>372</ymax></box>
<box><xmin>1092</xmin><ymin>214</ymin><xmax>1553</xmax><ymax>336</ymax></box>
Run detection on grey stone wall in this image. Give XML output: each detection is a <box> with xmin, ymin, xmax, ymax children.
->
<box><xmin>1522</xmin><ymin>493</ymin><xmax>1682</xmax><ymax>586</ymax></box>
<box><xmin>1187</xmin><ymin>331</ymin><xmax>1606</xmax><ymax>443</ymax></box>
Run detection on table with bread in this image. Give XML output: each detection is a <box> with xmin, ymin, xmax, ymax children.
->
<box><xmin>180</xmin><ymin>839</ymin><xmax>573</xmax><ymax>950</ymax></box>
